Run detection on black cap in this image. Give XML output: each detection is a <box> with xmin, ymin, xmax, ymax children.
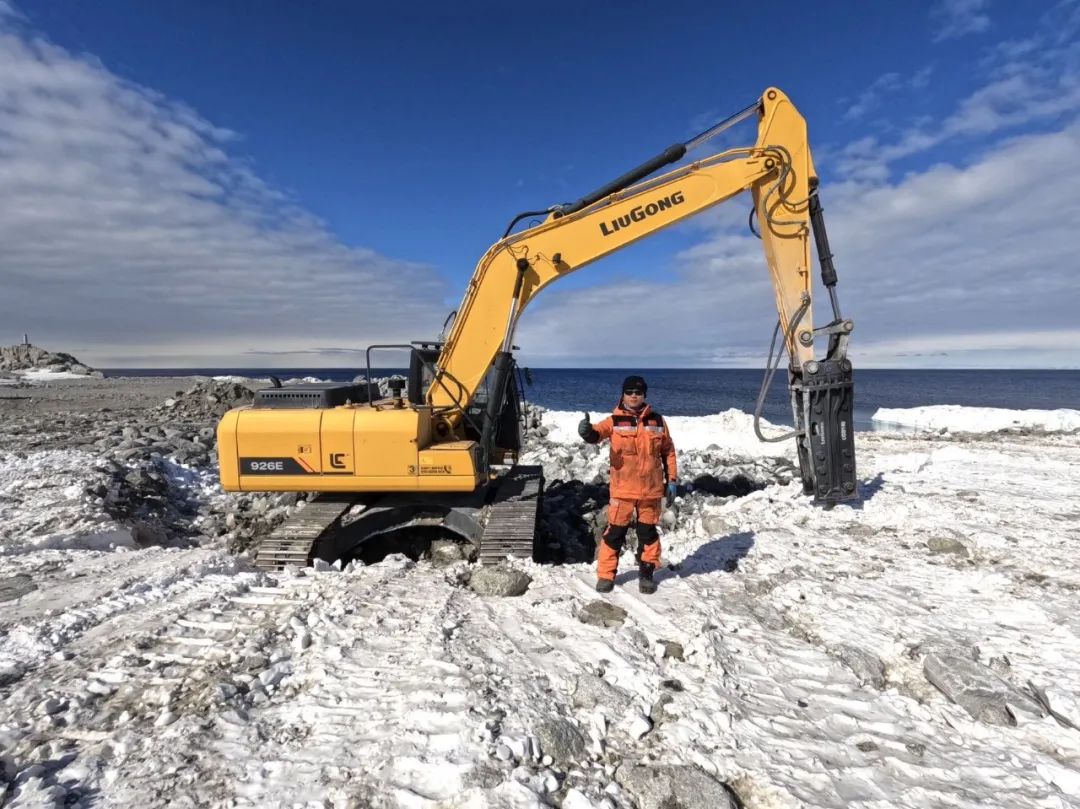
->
<box><xmin>622</xmin><ymin>375</ymin><xmax>647</xmax><ymax>393</ymax></box>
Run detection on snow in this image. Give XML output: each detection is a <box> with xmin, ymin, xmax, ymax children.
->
<box><xmin>211</xmin><ymin>374</ymin><xmax>252</xmax><ymax>383</ymax></box>
<box><xmin>210</xmin><ymin>374</ymin><xmax>335</xmax><ymax>385</ymax></box>
<box><xmin>11</xmin><ymin>368</ymin><xmax>92</xmax><ymax>381</ymax></box>
<box><xmin>873</xmin><ymin>404</ymin><xmax>1080</xmax><ymax>434</ymax></box>
<box><xmin>544</xmin><ymin>408</ymin><xmax>798</xmax><ymax>459</ymax></box>
<box><xmin>3</xmin><ymin>406</ymin><xmax>1080</xmax><ymax>807</ymax></box>
<box><xmin>0</xmin><ymin>450</ymin><xmax>131</xmax><ymax>555</ymax></box>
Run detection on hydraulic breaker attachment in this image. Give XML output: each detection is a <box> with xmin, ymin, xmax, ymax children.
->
<box><xmin>792</xmin><ymin>358</ymin><xmax>856</xmax><ymax>506</ymax></box>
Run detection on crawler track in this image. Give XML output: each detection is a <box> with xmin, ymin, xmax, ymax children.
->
<box><xmin>479</xmin><ymin>465</ymin><xmax>543</xmax><ymax>565</ymax></box>
<box><xmin>254</xmin><ymin>495</ymin><xmax>358</xmax><ymax>570</ymax></box>
<box><xmin>253</xmin><ymin>466</ymin><xmax>542</xmax><ymax>570</ymax></box>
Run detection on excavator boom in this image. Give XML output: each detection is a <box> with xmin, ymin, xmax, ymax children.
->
<box><xmin>432</xmin><ymin>87</ymin><xmax>856</xmax><ymax>504</ymax></box>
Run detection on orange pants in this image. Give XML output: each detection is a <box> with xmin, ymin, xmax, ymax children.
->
<box><xmin>597</xmin><ymin>497</ymin><xmax>662</xmax><ymax>581</ymax></box>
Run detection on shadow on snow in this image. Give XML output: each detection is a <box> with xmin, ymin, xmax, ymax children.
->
<box><xmin>612</xmin><ymin>530</ymin><xmax>756</xmax><ymax>586</ymax></box>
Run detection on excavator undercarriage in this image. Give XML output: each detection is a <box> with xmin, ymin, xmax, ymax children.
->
<box><xmin>253</xmin><ymin>464</ymin><xmax>543</xmax><ymax>571</ymax></box>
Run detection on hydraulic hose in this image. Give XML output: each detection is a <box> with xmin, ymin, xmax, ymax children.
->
<box><xmin>502</xmin><ymin>209</ymin><xmax>554</xmax><ymax>239</ymax></box>
<box><xmin>753</xmin><ymin>298</ymin><xmax>810</xmax><ymax>443</ymax></box>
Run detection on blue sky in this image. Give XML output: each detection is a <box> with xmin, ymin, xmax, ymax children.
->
<box><xmin>1</xmin><ymin>0</ymin><xmax>1078</xmax><ymax>367</ymax></box>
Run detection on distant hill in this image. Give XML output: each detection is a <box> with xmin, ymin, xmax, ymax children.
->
<box><xmin>0</xmin><ymin>344</ymin><xmax>100</xmax><ymax>376</ymax></box>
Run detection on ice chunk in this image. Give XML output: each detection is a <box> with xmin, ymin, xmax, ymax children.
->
<box><xmin>873</xmin><ymin>405</ymin><xmax>1080</xmax><ymax>434</ymax></box>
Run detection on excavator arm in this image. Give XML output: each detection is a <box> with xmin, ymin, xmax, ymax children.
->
<box><xmin>432</xmin><ymin>87</ymin><xmax>857</xmax><ymax>504</ymax></box>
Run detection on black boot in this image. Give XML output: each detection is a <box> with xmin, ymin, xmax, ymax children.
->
<box><xmin>595</xmin><ymin>578</ymin><xmax>615</xmax><ymax>593</ymax></box>
<box><xmin>638</xmin><ymin>564</ymin><xmax>657</xmax><ymax>595</ymax></box>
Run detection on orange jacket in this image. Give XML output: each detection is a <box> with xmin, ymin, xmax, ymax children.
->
<box><xmin>589</xmin><ymin>404</ymin><xmax>677</xmax><ymax>500</ymax></box>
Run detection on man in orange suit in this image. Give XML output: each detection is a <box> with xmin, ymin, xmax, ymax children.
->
<box><xmin>578</xmin><ymin>375</ymin><xmax>677</xmax><ymax>594</ymax></box>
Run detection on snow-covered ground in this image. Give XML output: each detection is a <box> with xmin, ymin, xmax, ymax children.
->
<box><xmin>7</xmin><ymin>369</ymin><xmax>94</xmax><ymax>383</ymax></box>
<box><xmin>3</xmin><ymin>406</ymin><xmax>1080</xmax><ymax>808</ymax></box>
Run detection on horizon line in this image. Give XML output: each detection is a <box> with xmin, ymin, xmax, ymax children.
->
<box><xmin>96</xmin><ymin>365</ymin><xmax>1080</xmax><ymax>373</ymax></box>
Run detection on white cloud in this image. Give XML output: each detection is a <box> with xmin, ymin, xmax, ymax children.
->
<box><xmin>2</xmin><ymin>6</ymin><xmax>1077</xmax><ymax>375</ymax></box>
<box><xmin>518</xmin><ymin>121</ymin><xmax>1080</xmax><ymax>369</ymax></box>
<box><xmin>842</xmin><ymin>67</ymin><xmax>937</xmax><ymax>122</ymax></box>
<box><xmin>843</xmin><ymin>73</ymin><xmax>901</xmax><ymax>121</ymax></box>
<box><xmin>838</xmin><ymin>7</ymin><xmax>1080</xmax><ymax>181</ymax></box>
<box><xmin>852</xmin><ymin>328</ymin><xmax>1080</xmax><ymax>368</ymax></box>
<box><xmin>931</xmin><ymin>0</ymin><xmax>991</xmax><ymax>42</ymax></box>
<box><xmin>910</xmin><ymin>65</ymin><xmax>934</xmax><ymax>90</ymax></box>
<box><xmin>0</xmin><ymin>20</ymin><xmax>451</xmax><ymax>367</ymax></box>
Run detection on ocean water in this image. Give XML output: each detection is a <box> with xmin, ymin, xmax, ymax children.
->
<box><xmin>107</xmin><ymin>367</ymin><xmax>1080</xmax><ymax>431</ymax></box>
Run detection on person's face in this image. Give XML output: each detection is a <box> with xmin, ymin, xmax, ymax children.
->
<box><xmin>622</xmin><ymin>386</ymin><xmax>645</xmax><ymax>407</ymax></box>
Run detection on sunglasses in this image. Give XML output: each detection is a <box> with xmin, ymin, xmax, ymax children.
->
<box><xmin>623</xmin><ymin>388</ymin><xmax>645</xmax><ymax>395</ymax></box>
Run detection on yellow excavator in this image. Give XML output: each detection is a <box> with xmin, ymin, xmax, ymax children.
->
<box><xmin>217</xmin><ymin>87</ymin><xmax>857</xmax><ymax>569</ymax></box>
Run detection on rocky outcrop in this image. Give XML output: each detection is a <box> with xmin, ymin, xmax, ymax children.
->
<box><xmin>155</xmin><ymin>379</ymin><xmax>256</xmax><ymax>421</ymax></box>
<box><xmin>0</xmin><ymin>344</ymin><xmax>99</xmax><ymax>375</ymax></box>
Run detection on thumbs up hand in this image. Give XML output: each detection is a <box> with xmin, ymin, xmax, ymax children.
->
<box><xmin>577</xmin><ymin>412</ymin><xmax>593</xmax><ymax>439</ymax></box>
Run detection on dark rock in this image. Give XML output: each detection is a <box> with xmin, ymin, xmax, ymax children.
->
<box><xmin>577</xmin><ymin>601</ymin><xmax>627</xmax><ymax>628</ymax></box>
<box><xmin>430</xmin><ymin>540</ymin><xmax>472</xmax><ymax>567</ymax></box>
<box><xmin>534</xmin><ymin>479</ymin><xmax>608</xmax><ymax>564</ymax></box>
<box><xmin>832</xmin><ymin>644</ymin><xmax>887</xmax><ymax>689</ymax></box>
<box><xmin>649</xmin><ymin>693</ymin><xmax>674</xmax><ymax>724</ymax></box>
<box><xmin>468</xmin><ymin>565</ymin><xmax>531</xmax><ymax>597</ymax></box>
<box><xmin>923</xmin><ymin>653</ymin><xmax>1045</xmax><ymax>725</ymax></box>
<box><xmin>0</xmin><ymin>575</ymin><xmax>37</xmax><ymax>603</ymax></box>
<box><xmin>130</xmin><ymin>520</ymin><xmax>169</xmax><ymax>547</ymax></box>
<box><xmin>690</xmin><ymin>473</ymin><xmax>762</xmax><ymax>498</ymax></box>
<box><xmin>571</xmin><ymin>674</ymin><xmax>633</xmax><ymax>713</ymax></box>
<box><xmin>927</xmin><ymin>536</ymin><xmax>969</xmax><ymax>557</ymax></box>
<box><xmin>533</xmin><ymin>717</ymin><xmax>586</xmax><ymax>764</ymax></box>
<box><xmin>658</xmin><ymin>640</ymin><xmax>685</xmax><ymax>661</ymax></box>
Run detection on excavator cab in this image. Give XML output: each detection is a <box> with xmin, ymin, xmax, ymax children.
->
<box><xmin>407</xmin><ymin>342</ymin><xmax>523</xmax><ymax>461</ymax></box>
